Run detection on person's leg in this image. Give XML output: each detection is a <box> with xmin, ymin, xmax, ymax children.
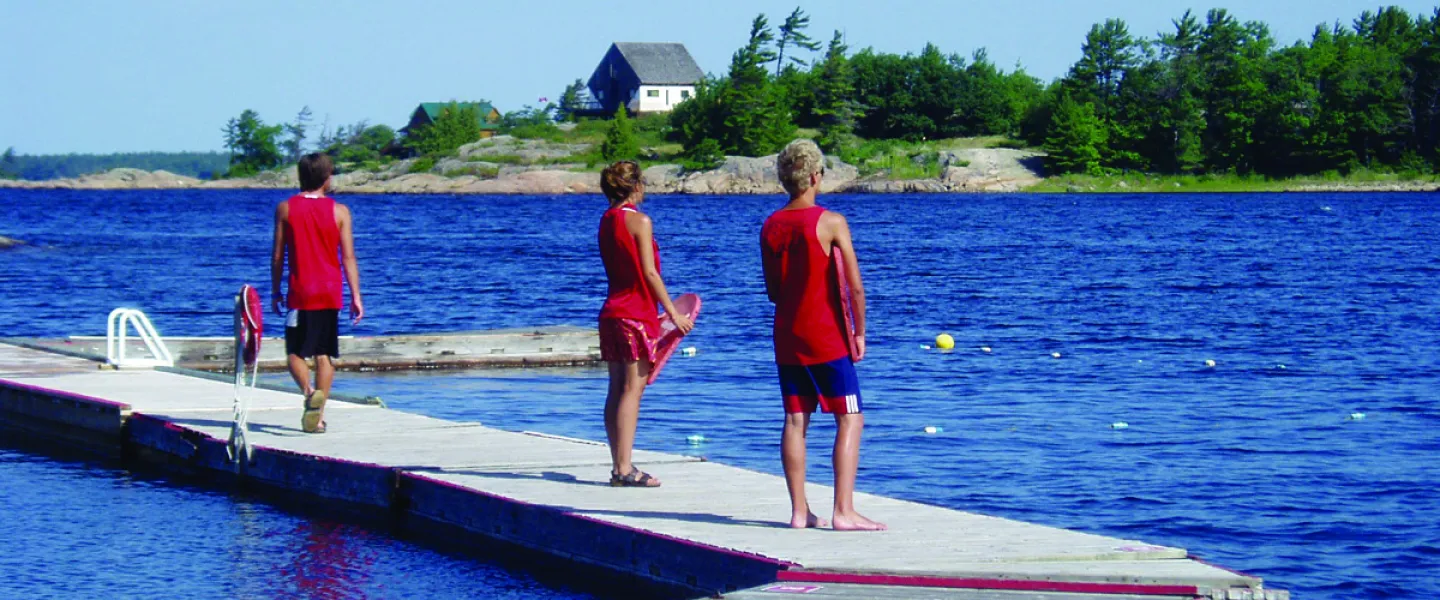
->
<box><xmin>287</xmin><ymin>354</ymin><xmax>313</xmax><ymax>396</ymax></box>
<box><xmin>830</xmin><ymin>412</ymin><xmax>886</xmax><ymax>531</ymax></box>
<box><xmin>782</xmin><ymin>410</ymin><xmax>825</xmax><ymax>528</ymax></box>
<box><xmin>285</xmin><ymin>311</ymin><xmax>313</xmax><ymax>396</ymax></box>
<box><xmin>604</xmin><ymin>361</ymin><xmax>626</xmax><ymax>473</ymax></box>
<box><xmin>314</xmin><ymin>355</ymin><xmax>335</xmax><ymax>396</ymax></box>
<box><xmin>611</xmin><ymin>360</ymin><xmax>657</xmax><ymax>485</ymax></box>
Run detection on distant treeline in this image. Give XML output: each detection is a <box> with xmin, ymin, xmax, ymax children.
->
<box><xmin>664</xmin><ymin>6</ymin><xmax>1440</xmax><ymax>178</ymax></box>
<box><xmin>0</xmin><ymin>149</ymin><xmax>230</xmax><ymax>180</ymax></box>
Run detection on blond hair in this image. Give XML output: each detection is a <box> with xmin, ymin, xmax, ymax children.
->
<box><xmin>776</xmin><ymin>139</ymin><xmax>824</xmax><ymax>195</ymax></box>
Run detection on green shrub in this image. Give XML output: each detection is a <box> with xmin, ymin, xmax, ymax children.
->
<box><xmin>408</xmin><ymin>157</ymin><xmax>435</xmax><ymax>173</ymax></box>
<box><xmin>680</xmin><ymin>138</ymin><xmax>725</xmax><ymax>172</ymax></box>
<box><xmin>510</xmin><ymin>123</ymin><xmax>565</xmax><ymax>141</ymax></box>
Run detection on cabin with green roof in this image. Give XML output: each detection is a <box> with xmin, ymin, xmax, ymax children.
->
<box><xmin>401</xmin><ymin>102</ymin><xmax>502</xmax><ymax>138</ymax></box>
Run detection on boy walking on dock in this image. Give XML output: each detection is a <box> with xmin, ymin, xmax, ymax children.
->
<box><xmin>270</xmin><ymin>153</ymin><xmax>364</xmax><ymax>433</ymax></box>
<box><xmin>761</xmin><ymin>140</ymin><xmax>885</xmax><ymax>531</ymax></box>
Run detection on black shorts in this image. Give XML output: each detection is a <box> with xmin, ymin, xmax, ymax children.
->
<box><xmin>285</xmin><ymin>309</ymin><xmax>340</xmax><ymax>359</ymax></box>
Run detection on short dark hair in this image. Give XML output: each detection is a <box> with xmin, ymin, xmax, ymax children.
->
<box><xmin>298</xmin><ymin>153</ymin><xmax>333</xmax><ymax>192</ymax></box>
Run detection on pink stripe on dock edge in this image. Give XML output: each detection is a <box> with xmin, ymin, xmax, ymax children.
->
<box><xmin>776</xmin><ymin>570</ymin><xmax>1201</xmax><ymax>596</ymax></box>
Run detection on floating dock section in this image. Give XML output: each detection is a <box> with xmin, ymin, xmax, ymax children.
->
<box><xmin>8</xmin><ymin>326</ymin><xmax>601</xmax><ymax>372</ymax></box>
<box><xmin>0</xmin><ymin>343</ymin><xmax>1287</xmax><ymax>600</ymax></box>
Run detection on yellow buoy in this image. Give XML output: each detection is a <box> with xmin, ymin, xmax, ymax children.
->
<box><xmin>935</xmin><ymin>334</ymin><xmax>955</xmax><ymax>350</ymax></box>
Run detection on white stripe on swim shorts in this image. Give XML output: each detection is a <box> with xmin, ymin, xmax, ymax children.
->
<box><xmin>846</xmin><ymin>394</ymin><xmax>858</xmax><ymax>413</ymax></box>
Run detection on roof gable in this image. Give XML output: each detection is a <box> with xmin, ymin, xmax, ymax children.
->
<box><xmin>613</xmin><ymin>43</ymin><xmax>704</xmax><ymax>85</ymax></box>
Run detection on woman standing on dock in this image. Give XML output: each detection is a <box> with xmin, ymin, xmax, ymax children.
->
<box><xmin>597</xmin><ymin>160</ymin><xmax>692</xmax><ymax>487</ymax></box>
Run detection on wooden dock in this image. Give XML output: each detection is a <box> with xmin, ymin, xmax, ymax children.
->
<box><xmin>0</xmin><ymin>342</ymin><xmax>1287</xmax><ymax>600</ymax></box>
<box><xmin>5</xmin><ymin>326</ymin><xmax>601</xmax><ymax>372</ymax></box>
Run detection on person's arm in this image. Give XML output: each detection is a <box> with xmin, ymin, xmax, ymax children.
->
<box><xmin>337</xmin><ymin>203</ymin><xmax>364</xmax><ymax>324</ymax></box>
<box><xmin>270</xmin><ymin>202</ymin><xmax>288</xmax><ymax>316</ymax></box>
<box><xmin>629</xmin><ymin>211</ymin><xmax>693</xmax><ymax>334</ymax></box>
<box><xmin>760</xmin><ymin>235</ymin><xmax>778</xmax><ymax>303</ymax></box>
<box><xmin>823</xmin><ymin>211</ymin><xmax>866</xmax><ymax>361</ymax></box>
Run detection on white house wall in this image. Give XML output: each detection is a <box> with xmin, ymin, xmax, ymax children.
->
<box><xmin>633</xmin><ymin>85</ymin><xmax>696</xmax><ymax>113</ymax></box>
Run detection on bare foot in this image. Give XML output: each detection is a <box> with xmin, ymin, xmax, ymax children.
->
<box><xmin>789</xmin><ymin>511</ymin><xmax>829</xmax><ymax>529</ymax></box>
<box><xmin>831</xmin><ymin>511</ymin><xmax>887</xmax><ymax>531</ymax></box>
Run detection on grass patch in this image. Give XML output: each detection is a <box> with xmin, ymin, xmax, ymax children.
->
<box><xmin>838</xmin><ymin>139</ymin><xmax>946</xmax><ymax>179</ymax></box>
<box><xmin>467</xmin><ymin>154</ymin><xmax>527</xmax><ymax>165</ymax></box>
<box><xmin>443</xmin><ymin>165</ymin><xmax>500</xmax><ymax>179</ymax></box>
<box><xmin>509</xmin><ymin>123</ymin><xmax>566</xmax><ymax>142</ymax></box>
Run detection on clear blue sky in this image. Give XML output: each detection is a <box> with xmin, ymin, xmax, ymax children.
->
<box><xmin>2</xmin><ymin>0</ymin><xmax>1435</xmax><ymax>154</ymax></box>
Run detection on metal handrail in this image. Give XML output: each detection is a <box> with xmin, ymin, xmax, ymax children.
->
<box><xmin>105</xmin><ymin>308</ymin><xmax>175</xmax><ymax>368</ymax></box>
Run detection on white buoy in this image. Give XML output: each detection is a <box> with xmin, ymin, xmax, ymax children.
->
<box><xmin>1347</xmin><ymin>412</ymin><xmax>1366</xmax><ymax>421</ymax></box>
<box><xmin>1051</xmin><ymin>352</ymin><xmax>1062</xmax><ymax>359</ymax></box>
<box><xmin>921</xmin><ymin>344</ymin><xmax>932</xmax><ymax>350</ymax></box>
<box><xmin>686</xmin><ymin>434</ymin><xmax>707</xmax><ymax>444</ymax></box>
<box><xmin>923</xmin><ymin>426</ymin><xmax>943</xmax><ymax>434</ymax></box>
<box><xmin>1111</xmin><ymin>422</ymin><xmax>1130</xmax><ymax>430</ymax></box>
<box><xmin>680</xmin><ymin>346</ymin><xmax>698</xmax><ymax>357</ymax></box>
<box><xmin>1205</xmin><ymin>359</ymin><xmax>1216</xmax><ymax>368</ymax></box>
<box><xmin>980</xmin><ymin>346</ymin><xmax>992</xmax><ymax>353</ymax></box>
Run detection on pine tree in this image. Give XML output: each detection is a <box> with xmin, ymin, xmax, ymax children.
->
<box><xmin>1044</xmin><ymin>96</ymin><xmax>1109</xmax><ymax>175</ymax></box>
<box><xmin>557</xmin><ymin>79</ymin><xmax>586</xmax><ymax>122</ymax></box>
<box><xmin>775</xmin><ymin>7</ymin><xmax>821</xmax><ymax>76</ymax></box>
<box><xmin>601</xmin><ymin>106</ymin><xmax>640</xmax><ymax>161</ymax></box>
<box><xmin>813</xmin><ymin>31</ymin><xmax>863</xmax><ymax>151</ymax></box>
<box><xmin>282</xmin><ymin>106</ymin><xmax>312</xmax><ymax>163</ymax></box>
<box><xmin>222</xmin><ymin>109</ymin><xmax>285</xmax><ymax>177</ymax></box>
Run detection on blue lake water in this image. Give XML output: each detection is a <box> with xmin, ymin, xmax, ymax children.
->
<box><xmin>1</xmin><ymin>189</ymin><xmax>1438</xmax><ymax>599</ymax></box>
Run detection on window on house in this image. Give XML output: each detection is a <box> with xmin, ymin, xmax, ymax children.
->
<box><xmin>680</xmin><ymin>90</ymin><xmax>691</xmax><ymax>99</ymax></box>
<box><xmin>647</xmin><ymin>90</ymin><xmax>660</xmax><ymax>97</ymax></box>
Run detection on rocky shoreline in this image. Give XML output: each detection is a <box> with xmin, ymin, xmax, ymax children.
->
<box><xmin>7</xmin><ymin>137</ymin><xmax>1433</xmax><ymax>195</ymax></box>
<box><xmin>0</xmin><ymin>137</ymin><xmax>1047</xmax><ymax>195</ymax></box>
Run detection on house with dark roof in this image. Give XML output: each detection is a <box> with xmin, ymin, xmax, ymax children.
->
<box><xmin>586</xmin><ymin>42</ymin><xmax>704</xmax><ymax>115</ymax></box>
<box><xmin>401</xmin><ymin>102</ymin><xmax>502</xmax><ymax>138</ymax></box>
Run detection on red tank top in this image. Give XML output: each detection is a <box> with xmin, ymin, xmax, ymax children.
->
<box><xmin>761</xmin><ymin>206</ymin><xmax>848</xmax><ymax>365</ymax></box>
<box><xmin>598</xmin><ymin>203</ymin><xmax>661</xmax><ymax>334</ymax></box>
<box><xmin>284</xmin><ymin>194</ymin><xmax>344</xmax><ymax>310</ymax></box>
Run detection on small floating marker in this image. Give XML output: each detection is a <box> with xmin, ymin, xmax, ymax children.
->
<box><xmin>935</xmin><ymin>333</ymin><xmax>955</xmax><ymax>350</ymax></box>
<box><xmin>686</xmin><ymin>434</ymin><xmax>707</xmax><ymax>445</ymax></box>
<box><xmin>1111</xmin><ymin>422</ymin><xmax>1130</xmax><ymax>430</ymax></box>
<box><xmin>1276</xmin><ymin>364</ymin><xmax>1287</xmax><ymax>370</ymax></box>
<box><xmin>680</xmin><ymin>346</ymin><xmax>698</xmax><ymax>357</ymax></box>
<box><xmin>980</xmin><ymin>346</ymin><xmax>992</xmax><ymax>353</ymax></box>
<box><xmin>1051</xmin><ymin>352</ymin><xmax>1062</xmax><ymax>359</ymax></box>
<box><xmin>1204</xmin><ymin>359</ymin><xmax>1216</xmax><ymax>368</ymax></box>
<box><xmin>921</xmin><ymin>344</ymin><xmax>932</xmax><ymax>350</ymax></box>
<box><xmin>923</xmin><ymin>426</ymin><xmax>944</xmax><ymax>434</ymax></box>
<box><xmin>1347</xmin><ymin>412</ymin><xmax>1366</xmax><ymax>421</ymax></box>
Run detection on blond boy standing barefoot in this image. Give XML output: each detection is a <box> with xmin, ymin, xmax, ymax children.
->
<box><xmin>761</xmin><ymin>140</ymin><xmax>885</xmax><ymax>531</ymax></box>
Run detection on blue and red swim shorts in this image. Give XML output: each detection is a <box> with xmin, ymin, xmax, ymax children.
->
<box><xmin>778</xmin><ymin>357</ymin><xmax>863</xmax><ymax>415</ymax></box>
